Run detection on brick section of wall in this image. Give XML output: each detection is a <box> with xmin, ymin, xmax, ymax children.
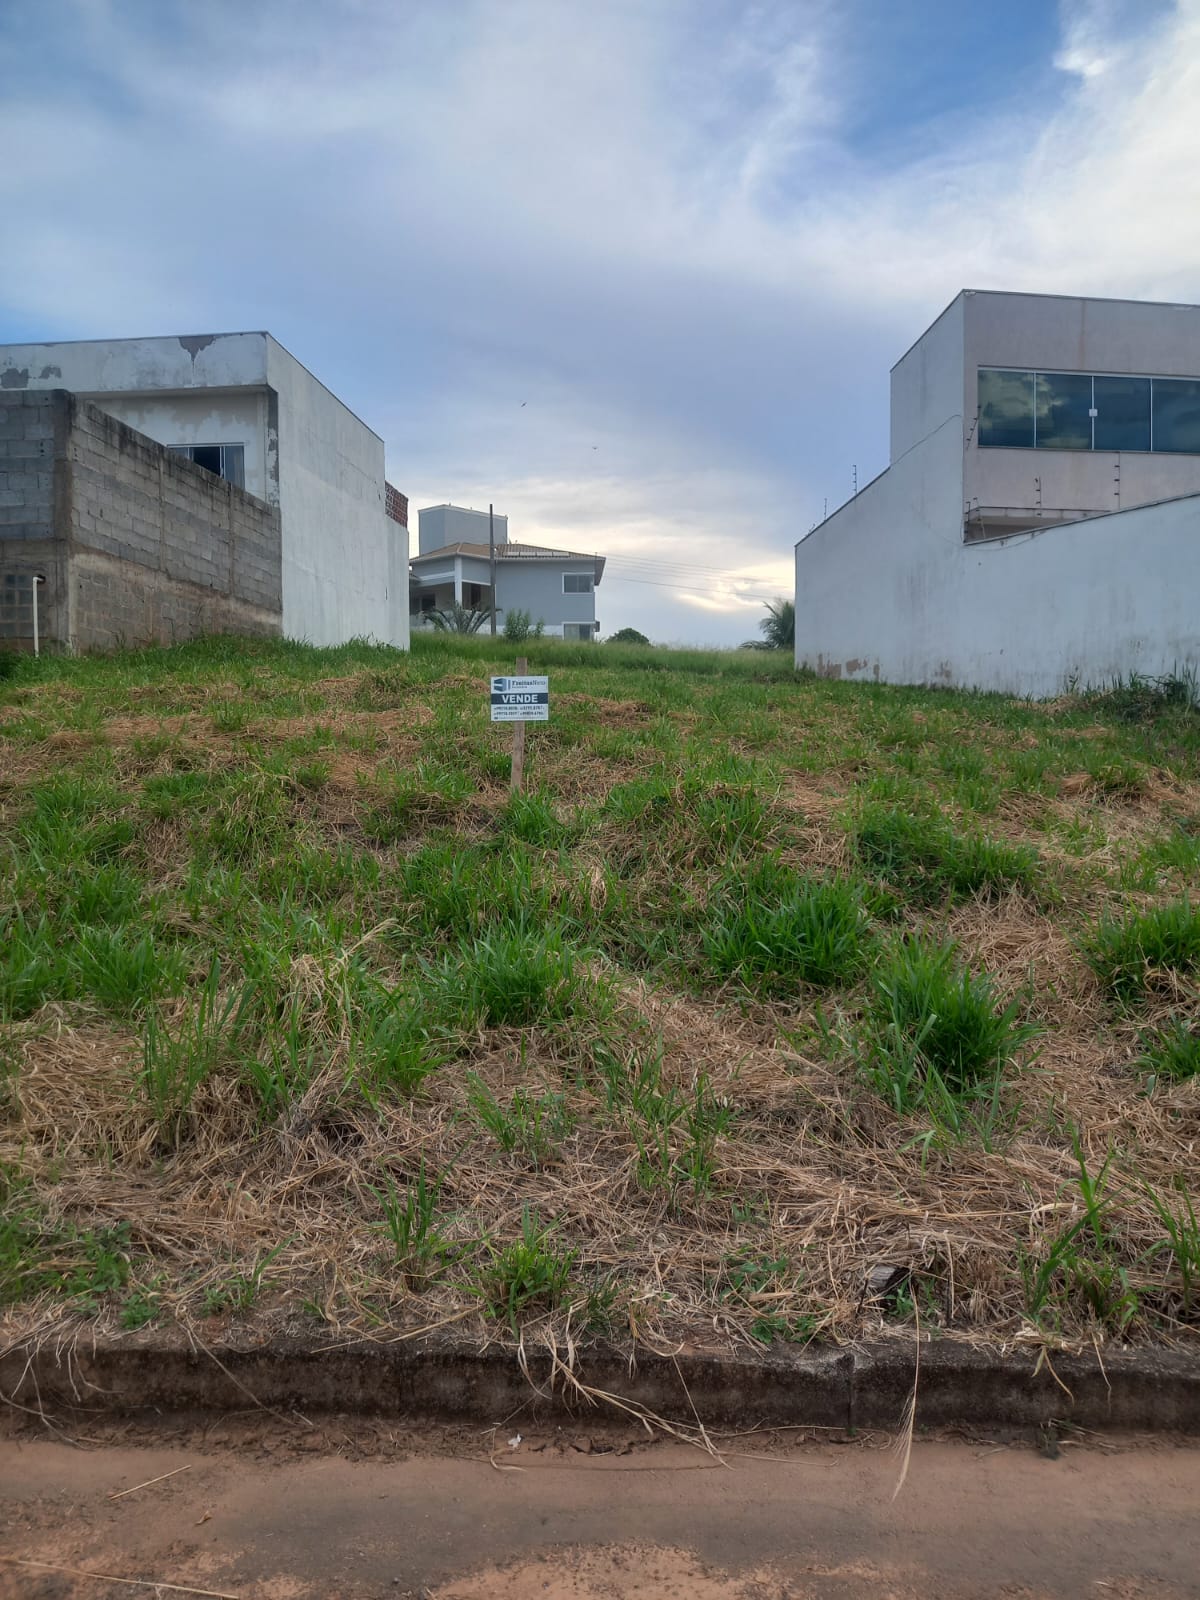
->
<box><xmin>0</xmin><ymin>391</ymin><xmax>282</xmax><ymax>652</ymax></box>
<box><xmin>385</xmin><ymin>482</ymin><xmax>408</xmax><ymax>527</ymax></box>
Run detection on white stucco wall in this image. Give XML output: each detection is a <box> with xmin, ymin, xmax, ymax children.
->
<box><xmin>795</xmin><ymin>463</ymin><xmax>1200</xmax><ymax>696</ymax></box>
<box><xmin>798</xmin><ymin>291</ymin><xmax>1200</xmax><ymax>695</ymax></box>
<box><xmin>265</xmin><ymin>339</ymin><xmax>408</xmax><ymax>650</ymax></box>
<box><xmin>890</xmin><ymin>296</ymin><xmax>965</xmax><ymax>461</ymax></box>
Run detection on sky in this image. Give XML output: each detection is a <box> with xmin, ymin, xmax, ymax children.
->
<box><xmin>1</xmin><ymin>0</ymin><xmax>1196</xmax><ymax>644</ymax></box>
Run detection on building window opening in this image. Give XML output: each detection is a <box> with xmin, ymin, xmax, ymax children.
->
<box><xmin>563</xmin><ymin>573</ymin><xmax>593</xmax><ymax>593</ymax></box>
<box><xmin>978</xmin><ymin>369</ymin><xmax>1200</xmax><ymax>453</ymax></box>
<box><xmin>168</xmin><ymin>443</ymin><xmax>246</xmax><ymax>488</ymax></box>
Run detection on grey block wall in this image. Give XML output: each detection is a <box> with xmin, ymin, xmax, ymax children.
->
<box><xmin>0</xmin><ymin>390</ymin><xmax>282</xmax><ymax>652</ymax></box>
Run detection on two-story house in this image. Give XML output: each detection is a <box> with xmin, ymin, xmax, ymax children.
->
<box><xmin>410</xmin><ymin>504</ymin><xmax>603</xmax><ymax>638</ymax></box>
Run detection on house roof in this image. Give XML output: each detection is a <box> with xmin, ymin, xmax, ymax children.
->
<box><xmin>410</xmin><ymin>542</ymin><xmax>605</xmax><ymax>584</ymax></box>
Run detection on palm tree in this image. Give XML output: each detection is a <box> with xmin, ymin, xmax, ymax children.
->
<box><xmin>428</xmin><ymin>604</ymin><xmax>492</xmax><ymax>635</ymax></box>
<box><xmin>742</xmin><ymin>598</ymin><xmax>794</xmax><ymax>651</ymax></box>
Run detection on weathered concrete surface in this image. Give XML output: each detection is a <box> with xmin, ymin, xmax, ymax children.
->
<box><xmin>5</xmin><ymin>1430</ymin><xmax>1200</xmax><ymax>1599</ymax></box>
<box><xmin>4</xmin><ymin>1329</ymin><xmax>1200</xmax><ymax>1433</ymax></box>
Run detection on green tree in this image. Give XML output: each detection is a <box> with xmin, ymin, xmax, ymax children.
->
<box><xmin>742</xmin><ymin>598</ymin><xmax>794</xmax><ymax>652</ymax></box>
<box><xmin>607</xmin><ymin>627</ymin><xmax>650</xmax><ymax>645</ymax></box>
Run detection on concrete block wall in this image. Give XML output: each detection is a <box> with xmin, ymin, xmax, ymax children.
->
<box><xmin>0</xmin><ymin>390</ymin><xmax>282</xmax><ymax>652</ymax></box>
<box><xmin>0</xmin><ymin>391</ymin><xmax>66</xmax><ymax>646</ymax></box>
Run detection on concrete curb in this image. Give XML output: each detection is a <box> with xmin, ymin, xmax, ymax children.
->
<box><xmin>4</xmin><ymin>1334</ymin><xmax>1200</xmax><ymax>1433</ymax></box>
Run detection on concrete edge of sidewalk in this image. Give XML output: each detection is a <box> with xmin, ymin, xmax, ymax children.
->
<box><xmin>4</xmin><ymin>1332</ymin><xmax>1199</xmax><ymax>1434</ymax></box>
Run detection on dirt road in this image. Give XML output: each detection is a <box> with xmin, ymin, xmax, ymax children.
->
<box><xmin>3</xmin><ymin>1415</ymin><xmax>1199</xmax><ymax>1598</ymax></box>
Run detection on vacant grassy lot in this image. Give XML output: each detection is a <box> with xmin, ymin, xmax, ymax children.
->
<box><xmin>2</xmin><ymin>634</ymin><xmax>1199</xmax><ymax>1367</ymax></box>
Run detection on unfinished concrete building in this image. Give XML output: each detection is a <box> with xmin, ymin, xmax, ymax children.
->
<box><xmin>0</xmin><ymin>333</ymin><xmax>410</xmax><ymax>653</ymax></box>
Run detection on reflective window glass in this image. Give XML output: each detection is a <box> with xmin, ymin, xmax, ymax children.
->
<box><xmin>1152</xmin><ymin>379</ymin><xmax>1200</xmax><ymax>453</ymax></box>
<box><xmin>1093</xmin><ymin>377</ymin><xmax>1151</xmax><ymax>452</ymax></box>
<box><xmin>978</xmin><ymin>369</ymin><xmax>1034</xmax><ymax>447</ymax></box>
<box><xmin>1035</xmin><ymin>372</ymin><xmax>1092</xmax><ymax>449</ymax></box>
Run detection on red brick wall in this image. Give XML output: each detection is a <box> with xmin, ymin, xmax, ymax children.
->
<box><xmin>385</xmin><ymin>482</ymin><xmax>408</xmax><ymax>527</ymax></box>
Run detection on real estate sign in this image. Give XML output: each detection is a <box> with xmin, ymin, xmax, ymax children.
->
<box><xmin>490</xmin><ymin>675</ymin><xmax>549</xmax><ymax>722</ymax></box>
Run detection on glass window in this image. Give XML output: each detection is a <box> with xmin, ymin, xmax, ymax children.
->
<box><xmin>1094</xmin><ymin>377</ymin><xmax>1151</xmax><ymax>452</ymax></box>
<box><xmin>978</xmin><ymin>370</ymin><xmax>1034</xmax><ymax>447</ymax></box>
<box><xmin>1152</xmin><ymin>379</ymin><xmax>1200</xmax><ymax>453</ymax></box>
<box><xmin>168</xmin><ymin>443</ymin><xmax>246</xmax><ymax>488</ymax></box>
<box><xmin>221</xmin><ymin>444</ymin><xmax>246</xmax><ymax>489</ymax></box>
<box><xmin>563</xmin><ymin>573</ymin><xmax>593</xmax><ymax>593</ymax></box>
<box><xmin>562</xmin><ymin>622</ymin><xmax>594</xmax><ymax>640</ymax></box>
<box><xmin>1035</xmin><ymin>372</ymin><xmax>1092</xmax><ymax>450</ymax></box>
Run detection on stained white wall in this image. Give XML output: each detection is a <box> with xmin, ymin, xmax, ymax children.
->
<box><xmin>266</xmin><ymin>338</ymin><xmax>409</xmax><ymax>649</ymax></box>
<box><xmin>0</xmin><ymin>333</ymin><xmax>270</xmax><ymax>395</ymax></box>
<box><xmin>795</xmin><ymin>452</ymin><xmax>1200</xmax><ymax>696</ymax></box>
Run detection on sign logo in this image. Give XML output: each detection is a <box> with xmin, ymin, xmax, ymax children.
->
<box><xmin>490</xmin><ymin>675</ymin><xmax>550</xmax><ymax>722</ymax></box>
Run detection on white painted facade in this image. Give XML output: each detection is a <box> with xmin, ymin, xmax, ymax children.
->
<box><xmin>795</xmin><ymin>291</ymin><xmax>1200</xmax><ymax>695</ymax></box>
<box><xmin>0</xmin><ymin>332</ymin><xmax>409</xmax><ymax>649</ymax></box>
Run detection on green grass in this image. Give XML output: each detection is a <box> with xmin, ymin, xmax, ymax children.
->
<box><xmin>1138</xmin><ymin>1020</ymin><xmax>1200</xmax><ymax>1090</ymax></box>
<box><xmin>426</xmin><ymin>926</ymin><xmax>586</xmax><ymax>1029</ymax></box>
<box><xmin>701</xmin><ymin>864</ymin><xmax>869</xmax><ymax>993</ymax></box>
<box><xmin>860</xmin><ymin>936</ymin><xmax>1037</xmax><ymax>1131</ymax></box>
<box><xmin>1085</xmin><ymin>898</ymin><xmax>1200</xmax><ymax>998</ymax></box>
<box><xmin>475</xmin><ymin>1208</ymin><xmax>580</xmax><ymax>1330</ymax></box>
<box><xmin>851</xmin><ymin>803</ymin><xmax>1041</xmax><ymax>906</ymax></box>
<box><xmin>3</xmin><ymin>631</ymin><xmax>1200</xmax><ymax>1350</ymax></box>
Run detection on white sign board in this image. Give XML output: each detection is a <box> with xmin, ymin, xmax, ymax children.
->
<box><xmin>490</xmin><ymin>675</ymin><xmax>550</xmax><ymax>722</ymax></box>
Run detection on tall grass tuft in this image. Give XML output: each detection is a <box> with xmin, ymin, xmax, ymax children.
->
<box><xmin>702</xmin><ymin>865</ymin><xmax>869</xmax><ymax>992</ymax></box>
<box><xmin>852</xmin><ymin>803</ymin><xmax>1039</xmax><ymax>906</ymax></box>
<box><xmin>142</xmin><ymin>960</ymin><xmax>246</xmax><ymax>1143</ymax></box>
<box><xmin>1085</xmin><ymin>898</ymin><xmax>1200</xmax><ymax>998</ymax></box>
<box><xmin>428</xmin><ymin>927</ymin><xmax>583</xmax><ymax>1029</ymax></box>
<box><xmin>1137</xmin><ymin>1019</ymin><xmax>1200</xmax><ymax>1090</ymax></box>
<box><xmin>861</xmin><ymin>937</ymin><xmax>1036</xmax><ymax>1130</ymax></box>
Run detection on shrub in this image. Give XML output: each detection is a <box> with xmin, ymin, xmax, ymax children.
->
<box><xmin>1085</xmin><ymin>899</ymin><xmax>1200</xmax><ymax>998</ymax></box>
<box><xmin>607</xmin><ymin>628</ymin><xmax>650</xmax><ymax>646</ymax></box>
<box><xmin>503</xmin><ymin>608</ymin><xmax>533</xmax><ymax>642</ymax></box>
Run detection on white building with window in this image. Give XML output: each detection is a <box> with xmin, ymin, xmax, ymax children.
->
<box><xmin>0</xmin><ymin>332</ymin><xmax>410</xmax><ymax>648</ymax></box>
<box><xmin>410</xmin><ymin>504</ymin><xmax>603</xmax><ymax>637</ymax></box>
<box><xmin>794</xmin><ymin>290</ymin><xmax>1200</xmax><ymax>694</ymax></box>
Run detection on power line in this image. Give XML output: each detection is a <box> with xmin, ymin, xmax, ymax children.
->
<box><xmin>606</xmin><ymin>572</ymin><xmax>777</xmax><ymax>602</ymax></box>
<box><xmin>608</xmin><ymin>553</ymin><xmax>789</xmax><ymax>582</ymax></box>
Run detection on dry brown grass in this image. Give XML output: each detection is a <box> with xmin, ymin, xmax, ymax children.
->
<box><xmin>2</xmin><ymin>641</ymin><xmax>1199</xmax><ymax>1378</ymax></box>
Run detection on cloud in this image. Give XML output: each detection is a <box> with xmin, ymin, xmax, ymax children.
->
<box><xmin>0</xmin><ymin>0</ymin><xmax>1196</xmax><ymax>643</ymax></box>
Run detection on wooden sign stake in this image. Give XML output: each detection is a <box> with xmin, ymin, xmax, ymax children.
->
<box><xmin>510</xmin><ymin>655</ymin><xmax>527</xmax><ymax>794</ymax></box>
